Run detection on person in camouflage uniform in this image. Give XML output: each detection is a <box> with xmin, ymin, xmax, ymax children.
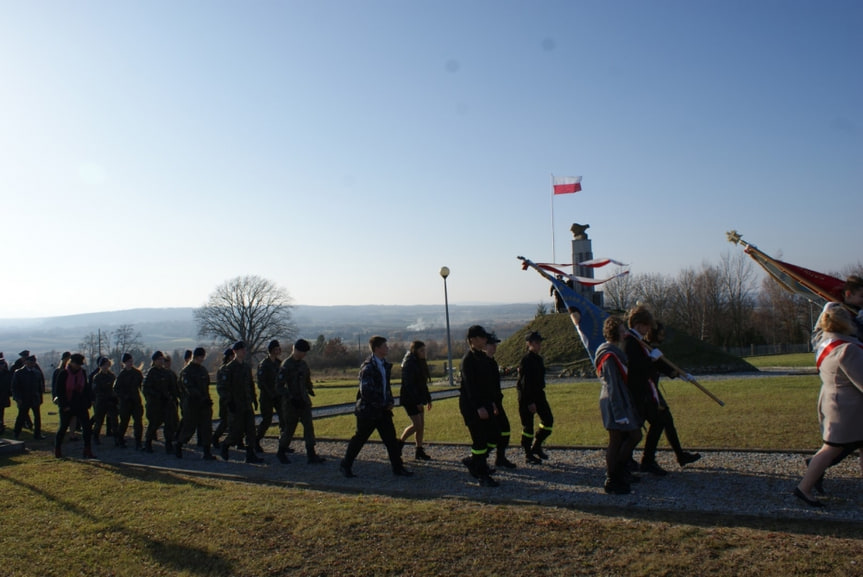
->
<box><xmin>275</xmin><ymin>339</ymin><xmax>325</xmax><ymax>465</ymax></box>
<box><xmin>114</xmin><ymin>353</ymin><xmax>144</xmax><ymax>449</ymax></box>
<box><xmin>175</xmin><ymin>347</ymin><xmax>216</xmax><ymax>460</ymax></box>
<box><xmin>211</xmin><ymin>348</ymin><xmax>235</xmax><ymax>449</ymax></box>
<box><xmin>142</xmin><ymin>351</ymin><xmax>178</xmax><ymax>453</ymax></box>
<box><xmin>219</xmin><ymin>341</ymin><xmax>263</xmax><ymax>464</ymax></box>
<box><xmin>90</xmin><ymin>357</ymin><xmax>118</xmax><ymax>445</ymax></box>
<box><xmin>255</xmin><ymin>339</ymin><xmax>283</xmax><ymax>452</ymax></box>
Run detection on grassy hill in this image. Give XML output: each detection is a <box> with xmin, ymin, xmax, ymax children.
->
<box><xmin>495</xmin><ymin>312</ymin><xmax>756</xmax><ymax>375</ymax></box>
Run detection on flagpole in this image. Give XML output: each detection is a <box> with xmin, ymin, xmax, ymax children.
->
<box><xmin>550</xmin><ymin>173</ymin><xmax>556</xmax><ymax>263</ymax></box>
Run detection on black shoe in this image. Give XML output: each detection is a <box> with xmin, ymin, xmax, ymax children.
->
<box><xmin>143</xmin><ymin>442</ymin><xmax>154</xmax><ymax>454</ymax></box>
<box><xmin>175</xmin><ymin>443</ymin><xmax>183</xmax><ymax>458</ymax></box>
<box><xmin>221</xmin><ymin>443</ymin><xmax>230</xmax><ymax>461</ymax></box>
<box><xmin>339</xmin><ymin>463</ymin><xmax>356</xmax><ymax>478</ymax></box>
<box><xmin>532</xmin><ymin>446</ymin><xmax>549</xmax><ymax>460</ymax></box>
<box><xmin>245</xmin><ymin>453</ymin><xmax>265</xmax><ymax>464</ymax></box>
<box><xmin>640</xmin><ymin>461</ymin><xmax>668</xmax><ymax>477</ymax></box>
<box><xmin>116</xmin><ymin>438</ymin><xmax>127</xmax><ymax>448</ymax></box>
<box><xmin>626</xmin><ymin>458</ymin><xmax>639</xmax><ymax>473</ymax></box>
<box><xmin>276</xmin><ymin>449</ymin><xmax>290</xmax><ymax>464</ymax></box>
<box><xmin>255</xmin><ymin>443</ymin><xmax>265</xmax><ymax>454</ymax></box>
<box><xmin>286</xmin><ymin>447</ymin><xmax>295</xmax><ymax>453</ymax></box>
<box><xmin>393</xmin><ymin>467</ymin><xmax>413</xmax><ymax>477</ymax></box>
<box><xmin>202</xmin><ymin>453</ymin><xmax>217</xmax><ymax>461</ymax></box>
<box><xmin>307</xmin><ymin>454</ymin><xmax>326</xmax><ymax>464</ymax></box>
<box><xmin>678</xmin><ymin>452</ymin><xmax>701</xmax><ymax>467</ymax></box>
<box><xmin>496</xmin><ymin>457</ymin><xmax>518</xmax><ymax>469</ymax></box>
<box><xmin>414</xmin><ymin>447</ymin><xmax>431</xmax><ymax>461</ymax></box>
<box><xmin>461</xmin><ymin>457</ymin><xmax>480</xmax><ymax>478</ymax></box>
<box><xmin>604</xmin><ymin>479</ymin><xmax>632</xmax><ymax>494</ymax></box>
<box><xmin>33</xmin><ymin>434</ymin><xmax>47</xmax><ymax>440</ymax></box>
<box><xmin>212</xmin><ymin>438</ymin><xmax>221</xmax><ymax>449</ymax></box>
<box><xmin>794</xmin><ymin>487</ymin><xmax>824</xmax><ymax>508</ymax></box>
<box><xmin>525</xmin><ymin>452</ymin><xmax>542</xmax><ymax>465</ymax></box>
<box><xmin>478</xmin><ymin>475</ymin><xmax>500</xmax><ymax>487</ymax></box>
<box><xmin>237</xmin><ymin>441</ymin><xmax>246</xmax><ymax>450</ymax></box>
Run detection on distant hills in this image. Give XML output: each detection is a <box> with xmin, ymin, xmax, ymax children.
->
<box><xmin>0</xmin><ymin>303</ymin><xmax>540</xmax><ymax>357</ymax></box>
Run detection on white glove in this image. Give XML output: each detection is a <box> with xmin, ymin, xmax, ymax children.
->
<box><xmin>615</xmin><ymin>418</ymin><xmax>629</xmax><ymax>425</ymax></box>
<box><xmin>649</xmin><ymin>348</ymin><xmax>663</xmax><ymax>360</ymax></box>
<box><xmin>685</xmin><ymin>373</ymin><xmax>694</xmax><ymax>382</ymax></box>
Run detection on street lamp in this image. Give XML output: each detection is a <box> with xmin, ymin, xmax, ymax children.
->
<box><xmin>440</xmin><ymin>266</ymin><xmax>455</xmax><ymax>387</ymax></box>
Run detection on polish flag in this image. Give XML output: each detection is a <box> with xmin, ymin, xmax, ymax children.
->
<box><xmin>553</xmin><ymin>176</ymin><xmax>582</xmax><ymax>195</ymax></box>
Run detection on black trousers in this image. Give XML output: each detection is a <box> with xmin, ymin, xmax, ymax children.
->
<box><xmin>279</xmin><ymin>400</ymin><xmax>316</xmax><ymax>453</ymax></box>
<box><xmin>495</xmin><ymin>406</ymin><xmax>511</xmax><ymax>453</ymax></box>
<box><xmin>14</xmin><ymin>401</ymin><xmax>41</xmax><ymax>436</ymax></box>
<box><xmin>56</xmin><ymin>406</ymin><xmax>92</xmax><ymax>449</ymax></box>
<box><xmin>519</xmin><ymin>391</ymin><xmax>554</xmax><ymax>445</ymax></box>
<box><xmin>224</xmin><ymin>406</ymin><xmax>256</xmax><ymax>451</ymax></box>
<box><xmin>177</xmin><ymin>400</ymin><xmax>213</xmax><ymax>448</ymax></box>
<box><xmin>641</xmin><ymin>402</ymin><xmax>684</xmax><ymax>464</ymax></box>
<box><xmin>607</xmin><ymin>428</ymin><xmax>642</xmax><ymax>480</ymax></box>
<box><xmin>342</xmin><ymin>412</ymin><xmax>403</xmax><ymax>471</ymax></box>
<box><xmin>256</xmin><ymin>393</ymin><xmax>283</xmax><ymax>441</ymax></box>
<box><xmin>116</xmin><ymin>397</ymin><xmax>143</xmax><ymax>443</ymax></box>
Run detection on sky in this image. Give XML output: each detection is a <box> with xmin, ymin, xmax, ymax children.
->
<box><xmin>1</xmin><ymin>1</ymin><xmax>860</xmax><ymax>319</ymax></box>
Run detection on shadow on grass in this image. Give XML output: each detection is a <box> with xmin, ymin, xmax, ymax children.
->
<box><xmin>0</xmin><ymin>472</ymin><xmax>235</xmax><ymax>575</ymax></box>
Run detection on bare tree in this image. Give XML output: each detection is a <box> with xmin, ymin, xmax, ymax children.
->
<box><xmin>633</xmin><ymin>273</ymin><xmax>674</xmax><ymax>321</ymax></box>
<box><xmin>603</xmin><ymin>267</ymin><xmax>634</xmax><ymax>312</ymax></box>
<box><xmin>110</xmin><ymin>324</ymin><xmax>144</xmax><ymax>365</ymax></box>
<box><xmin>78</xmin><ymin>330</ymin><xmax>110</xmax><ymax>366</ymax></box>
<box><xmin>194</xmin><ymin>275</ymin><xmax>296</xmax><ymax>360</ymax></box>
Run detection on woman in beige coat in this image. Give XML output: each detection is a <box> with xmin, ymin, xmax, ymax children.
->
<box><xmin>795</xmin><ymin>303</ymin><xmax>863</xmax><ymax>507</ymax></box>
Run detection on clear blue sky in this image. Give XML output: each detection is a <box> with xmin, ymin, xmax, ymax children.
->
<box><xmin>1</xmin><ymin>1</ymin><xmax>860</xmax><ymax>318</ymax></box>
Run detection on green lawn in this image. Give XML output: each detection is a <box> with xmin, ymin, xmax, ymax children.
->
<box><xmin>743</xmin><ymin>352</ymin><xmax>814</xmax><ymax>368</ymax></box>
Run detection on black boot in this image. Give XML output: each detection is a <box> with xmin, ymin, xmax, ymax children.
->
<box><xmin>415</xmin><ymin>447</ymin><xmax>431</xmax><ymax>461</ymax></box>
<box><xmin>143</xmin><ymin>440</ymin><xmax>153</xmax><ymax>453</ymax></box>
<box><xmin>221</xmin><ymin>442</ymin><xmax>230</xmax><ymax>461</ymax></box>
<box><xmin>307</xmin><ymin>449</ymin><xmax>325</xmax><ymax>464</ymax></box>
<box><xmin>523</xmin><ymin>437</ymin><xmax>541</xmax><ymax>464</ymax></box>
<box><xmin>245</xmin><ymin>448</ymin><xmax>265</xmax><ymax>464</ymax></box>
<box><xmin>165</xmin><ymin>440</ymin><xmax>173</xmax><ymax>454</ymax></box>
<box><xmin>175</xmin><ymin>442</ymin><xmax>183</xmax><ymax>458</ymax></box>
<box><xmin>276</xmin><ymin>448</ymin><xmax>290</xmax><ymax>464</ymax></box>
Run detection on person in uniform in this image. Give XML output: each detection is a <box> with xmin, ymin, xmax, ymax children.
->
<box><xmin>163</xmin><ymin>354</ymin><xmax>181</xmax><ymax>448</ymax></box>
<box><xmin>11</xmin><ymin>355</ymin><xmax>45</xmax><ymax>440</ymax></box>
<box><xmin>459</xmin><ymin>325</ymin><xmax>500</xmax><ymax>486</ymax></box>
<box><xmin>114</xmin><ymin>353</ymin><xmax>144</xmax><ymax>449</ymax></box>
<box><xmin>398</xmin><ymin>340</ymin><xmax>433</xmax><ymax>461</ymax></box>
<box><xmin>339</xmin><ymin>336</ymin><xmax>412</xmax><ymax>478</ymax></box>
<box><xmin>90</xmin><ymin>357</ymin><xmax>119</xmax><ymax>445</ymax></box>
<box><xmin>174</xmin><ymin>347</ymin><xmax>216</xmax><ymax>460</ymax></box>
<box><xmin>517</xmin><ymin>331</ymin><xmax>553</xmax><ymax>464</ymax></box>
<box><xmin>54</xmin><ymin>353</ymin><xmax>96</xmax><ymax>459</ymax></box>
<box><xmin>256</xmin><ymin>339</ymin><xmax>283</xmax><ymax>453</ymax></box>
<box><xmin>219</xmin><ymin>341</ymin><xmax>263</xmax><ymax>464</ymax></box>
<box><xmin>142</xmin><ymin>351</ymin><xmax>177</xmax><ymax>453</ymax></box>
<box><xmin>211</xmin><ymin>348</ymin><xmax>235</xmax><ymax>449</ymax></box>
<box><xmin>485</xmin><ymin>332</ymin><xmax>516</xmax><ymax>469</ymax></box>
<box><xmin>275</xmin><ymin>339</ymin><xmax>325</xmax><ymax>464</ymax></box>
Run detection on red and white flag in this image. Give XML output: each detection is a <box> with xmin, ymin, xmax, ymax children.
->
<box><xmin>553</xmin><ymin>176</ymin><xmax>582</xmax><ymax>195</ymax></box>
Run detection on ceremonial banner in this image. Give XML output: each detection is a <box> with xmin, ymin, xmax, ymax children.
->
<box><xmin>552</xmin><ymin>176</ymin><xmax>582</xmax><ymax>195</ymax></box>
<box><xmin>520</xmin><ymin>256</ymin><xmax>608</xmax><ymax>364</ymax></box>
<box><xmin>727</xmin><ymin>231</ymin><xmax>844</xmax><ymax>307</ymax></box>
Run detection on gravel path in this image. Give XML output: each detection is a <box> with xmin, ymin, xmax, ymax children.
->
<box><xmin>83</xmin><ymin>436</ymin><xmax>863</xmax><ymax>524</ymax></box>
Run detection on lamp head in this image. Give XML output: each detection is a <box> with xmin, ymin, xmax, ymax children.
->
<box><xmin>440</xmin><ymin>266</ymin><xmax>450</xmax><ymax>279</ymax></box>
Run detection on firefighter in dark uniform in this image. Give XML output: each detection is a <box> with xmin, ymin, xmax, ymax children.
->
<box><xmin>517</xmin><ymin>331</ymin><xmax>554</xmax><ymax>464</ymax></box>
<box><xmin>142</xmin><ymin>351</ymin><xmax>177</xmax><ymax>453</ymax></box>
<box><xmin>114</xmin><ymin>353</ymin><xmax>144</xmax><ymax>449</ymax></box>
<box><xmin>219</xmin><ymin>341</ymin><xmax>263</xmax><ymax>463</ymax></box>
<box><xmin>90</xmin><ymin>357</ymin><xmax>118</xmax><ymax>445</ymax></box>
<box><xmin>459</xmin><ymin>325</ymin><xmax>500</xmax><ymax>487</ymax></box>
<box><xmin>485</xmin><ymin>332</ymin><xmax>516</xmax><ymax>469</ymax></box>
<box><xmin>255</xmin><ymin>339</ymin><xmax>283</xmax><ymax>452</ymax></box>
<box><xmin>175</xmin><ymin>347</ymin><xmax>216</xmax><ymax>460</ymax></box>
<box><xmin>276</xmin><ymin>339</ymin><xmax>325</xmax><ymax>465</ymax></box>
<box><xmin>211</xmin><ymin>348</ymin><xmax>235</xmax><ymax>448</ymax></box>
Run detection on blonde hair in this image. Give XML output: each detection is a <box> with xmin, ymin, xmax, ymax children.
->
<box><xmin>817</xmin><ymin>303</ymin><xmax>855</xmax><ymax>335</ymax></box>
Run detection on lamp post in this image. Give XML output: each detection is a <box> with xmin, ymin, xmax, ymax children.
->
<box><xmin>440</xmin><ymin>266</ymin><xmax>455</xmax><ymax>387</ymax></box>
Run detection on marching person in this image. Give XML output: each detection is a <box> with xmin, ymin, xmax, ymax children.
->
<box><xmin>219</xmin><ymin>341</ymin><xmax>263</xmax><ymax>464</ymax></box>
<box><xmin>174</xmin><ymin>347</ymin><xmax>216</xmax><ymax>460</ymax></box>
<box><xmin>596</xmin><ymin>316</ymin><xmax>643</xmax><ymax>494</ymax></box>
<box><xmin>11</xmin><ymin>355</ymin><xmax>45</xmax><ymax>440</ymax></box>
<box><xmin>398</xmin><ymin>340</ymin><xmax>433</xmax><ymax>461</ymax></box>
<box><xmin>0</xmin><ymin>355</ymin><xmax>10</xmax><ymax>434</ymax></box>
<box><xmin>256</xmin><ymin>339</ymin><xmax>283</xmax><ymax>453</ymax></box>
<box><xmin>114</xmin><ymin>353</ymin><xmax>144</xmax><ymax>449</ymax></box>
<box><xmin>275</xmin><ymin>339</ymin><xmax>325</xmax><ymax>464</ymax></box>
<box><xmin>163</xmin><ymin>354</ymin><xmax>181</xmax><ymax>448</ymax></box>
<box><xmin>459</xmin><ymin>325</ymin><xmax>500</xmax><ymax>486</ymax></box>
<box><xmin>796</xmin><ymin>303</ymin><xmax>863</xmax><ymax>507</ymax></box>
<box><xmin>339</xmin><ymin>336</ymin><xmax>412</xmax><ymax>478</ymax></box>
<box><xmin>638</xmin><ymin>323</ymin><xmax>701</xmax><ymax>475</ymax></box>
<box><xmin>486</xmin><ymin>332</ymin><xmax>516</xmax><ymax>469</ymax></box>
<box><xmin>90</xmin><ymin>357</ymin><xmax>119</xmax><ymax>445</ymax></box>
<box><xmin>517</xmin><ymin>331</ymin><xmax>553</xmax><ymax>464</ymax></box>
<box><xmin>142</xmin><ymin>351</ymin><xmax>177</xmax><ymax>453</ymax></box>
<box><xmin>623</xmin><ymin>305</ymin><xmax>663</xmax><ymax>474</ymax></box>
<box><xmin>54</xmin><ymin>353</ymin><xmax>96</xmax><ymax>459</ymax></box>
<box><xmin>211</xmin><ymin>348</ymin><xmax>235</xmax><ymax>450</ymax></box>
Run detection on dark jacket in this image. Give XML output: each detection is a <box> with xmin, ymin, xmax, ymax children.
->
<box><xmin>55</xmin><ymin>368</ymin><xmax>93</xmax><ymax>412</ymax></box>
<box><xmin>459</xmin><ymin>348</ymin><xmax>497</xmax><ymax>419</ymax></box>
<box><xmin>517</xmin><ymin>350</ymin><xmax>546</xmax><ymax>406</ymax></box>
<box><xmin>143</xmin><ymin>366</ymin><xmax>175</xmax><ymax>403</ymax></box>
<box><xmin>180</xmin><ymin>362</ymin><xmax>212</xmax><ymax>405</ymax></box>
<box><xmin>114</xmin><ymin>367</ymin><xmax>144</xmax><ymax>401</ymax></box>
<box><xmin>0</xmin><ymin>367</ymin><xmax>11</xmax><ymax>408</ymax></box>
<box><xmin>257</xmin><ymin>356</ymin><xmax>281</xmax><ymax>400</ymax></box>
<box><xmin>623</xmin><ymin>331</ymin><xmax>657</xmax><ymax>411</ymax></box>
<box><xmin>355</xmin><ymin>354</ymin><xmax>393</xmax><ymax>419</ymax></box>
<box><xmin>11</xmin><ymin>366</ymin><xmax>44</xmax><ymax>406</ymax></box>
<box><xmin>399</xmin><ymin>353</ymin><xmax>431</xmax><ymax>408</ymax></box>
<box><xmin>219</xmin><ymin>360</ymin><xmax>255</xmax><ymax>410</ymax></box>
<box><xmin>92</xmin><ymin>370</ymin><xmax>118</xmax><ymax>402</ymax></box>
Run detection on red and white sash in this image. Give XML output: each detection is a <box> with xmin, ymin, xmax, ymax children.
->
<box><xmin>596</xmin><ymin>351</ymin><xmax>627</xmax><ymax>384</ymax></box>
<box><xmin>815</xmin><ymin>338</ymin><xmax>863</xmax><ymax>369</ymax></box>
